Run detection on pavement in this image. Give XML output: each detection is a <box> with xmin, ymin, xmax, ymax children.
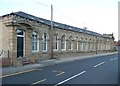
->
<box><xmin>1</xmin><ymin>52</ymin><xmax>118</xmax><ymax>76</ymax></box>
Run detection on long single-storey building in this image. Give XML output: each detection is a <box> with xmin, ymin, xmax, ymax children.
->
<box><xmin>0</xmin><ymin>11</ymin><xmax>115</xmax><ymax>66</ymax></box>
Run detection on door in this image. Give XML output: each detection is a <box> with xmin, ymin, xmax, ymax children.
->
<box><xmin>17</xmin><ymin>29</ymin><xmax>24</xmax><ymax>58</ymax></box>
<box><xmin>17</xmin><ymin>37</ymin><xmax>24</xmax><ymax>57</ymax></box>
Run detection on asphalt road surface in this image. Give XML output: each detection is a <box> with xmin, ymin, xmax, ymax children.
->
<box><xmin>1</xmin><ymin>53</ymin><xmax>118</xmax><ymax>85</ymax></box>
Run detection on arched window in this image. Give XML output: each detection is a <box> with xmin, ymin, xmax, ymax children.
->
<box><xmin>85</xmin><ymin>38</ymin><xmax>88</xmax><ymax>51</ymax></box>
<box><xmin>89</xmin><ymin>39</ymin><xmax>92</xmax><ymax>51</ymax></box>
<box><xmin>75</xmin><ymin>36</ymin><xmax>78</xmax><ymax>50</ymax></box>
<box><xmin>80</xmin><ymin>37</ymin><xmax>84</xmax><ymax>51</ymax></box>
<box><xmin>17</xmin><ymin>29</ymin><xmax>24</xmax><ymax>36</ymax></box>
<box><xmin>69</xmin><ymin>36</ymin><xmax>73</xmax><ymax>50</ymax></box>
<box><xmin>32</xmin><ymin>32</ymin><xmax>39</xmax><ymax>52</ymax></box>
<box><xmin>93</xmin><ymin>39</ymin><xmax>96</xmax><ymax>51</ymax></box>
<box><xmin>42</xmin><ymin>33</ymin><xmax>47</xmax><ymax>51</ymax></box>
<box><xmin>53</xmin><ymin>34</ymin><xmax>58</xmax><ymax>50</ymax></box>
<box><xmin>61</xmin><ymin>35</ymin><xmax>66</xmax><ymax>50</ymax></box>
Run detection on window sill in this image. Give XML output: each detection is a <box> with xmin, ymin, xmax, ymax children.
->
<box><xmin>53</xmin><ymin>49</ymin><xmax>58</xmax><ymax>51</ymax></box>
<box><xmin>32</xmin><ymin>51</ymin><xmax>39</xmax><ymax>53</ymax></box>
<box><xmin>61</xmin><ymin>49</ymin><xmax>66</xmax><ymax>51</ymax></box>
<box><xmin>42</xmin><ymin>51</ymin><xmax>48</xmax><ymax>54</ymax></box>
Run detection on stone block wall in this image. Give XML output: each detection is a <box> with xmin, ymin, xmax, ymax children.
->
<box><xmin>0</xmin><ymin>14</ymin><xmax>115</xmax><ymax>67</ymax></box>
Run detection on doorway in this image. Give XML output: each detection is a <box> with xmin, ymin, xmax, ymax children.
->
<box><xmin>17</xmin><ymin>29</ymin><xmax>24</xmax><ymax>58</ymax></box>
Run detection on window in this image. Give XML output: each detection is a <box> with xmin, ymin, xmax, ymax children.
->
<box><xmin>85</xmin><ymin>38</ymin><xmax>88</xmax><ymax>51</ymax></box>
<box><xmin>107</xmin><ymin>39</ymin><xmax>109</xmax><ymax>42</ymax></box>
<box><xmin>32</xmin><ymin>32</ymin><xmax>39</xmax><ymax>52</ymax></box>
<box><xmin>61</xmin><ymin>35</ymin><xmax>66</xmax><ymax>50</ymax></box>
<box><xmin>89</xmin><ymin>39</ymin><xmax>92</xmax><ymax>51</ymax></box>
<box><xmin>86</xmin><ymin>42</ymin><xmax>89</xmax><ymax>51</ymax></box>
<box><xmin>42</xmin><ymin>33</ymin><xmax>47</xmax><ymax>51</ymax></box>
<box><xmin>17</xmin><ymin>29</ymin><xmax>24</xmax><ymax>36</ymax></box>
<box><xmin>99</xmin><ymin>44</ymin><xmax>101</xmax><ymax>50</ymax></box>
<box><xmin>53</xmin><ymin>34</ymin><xmax>58</xmax><ymax>50</ymax></box>
<box><xmin>92</xmin><ymin>43</ymin><xmax>95</xmax><ymax>51</ymax></box>
<box><xmin>108</xmin><ymin>45</ymin><xmax>110</xmax><ymax>50</ymax></box>
<box><xmin>80</xmin><ymin>37</ymin><xmax>84</xmax><ymax>51</ymax></box>
<box><xmin>97</xmin><ymin>44</ymin><xmax>99</xmax><ymax>50</ymax></box>
<box><xmin>75</xmin><ymin>36</ymin><xmax>78</xmax><ymax>50</ymax></box>
<box><xmin>69</xmin><ymin>36</ymin><xmax>73</xmax><ymax>50</ymax></box>
<box><xmin>101</xmin><ymin>44</ymin><xmax>103</xmax><ymax>50</ymax></box>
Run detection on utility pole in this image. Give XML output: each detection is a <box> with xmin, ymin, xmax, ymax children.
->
<box><xmin>51</xmin><ymin>4</ymin><xmax>53</xmax><ymax>29</ymax></box>
<box><xmin>50</xmin><ymin>4</ymin><xmax>54</xmax><ymax>59</ymax></box>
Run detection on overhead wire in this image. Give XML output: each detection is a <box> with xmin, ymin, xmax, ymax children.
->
<box><xmin>29</xmin><ymin>0</ymin><xmax>82</xmax><ymax>27</ymax></box>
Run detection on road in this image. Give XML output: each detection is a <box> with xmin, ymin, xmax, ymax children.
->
<box><xmin>1</xmin><ymin>53</ymin><xmax>118</xmax><ymax>85</ymax></box>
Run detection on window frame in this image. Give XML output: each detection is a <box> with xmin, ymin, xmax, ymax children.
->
<box><xmin>42</xmin><ymin>33</ymin><xmax>47</xmax><ymax>52</ymax></box>
<box><xmin>69</xmin><ymin>36</ymin><xmax>73</xmax><ymax>50</ymax></box>
<box><xmin>80</xmin><ymin>37</ymin><xmax>84</xmax><ymax>51</ymax></box>
<box><xmin>75</xmin><ymin>36</ymin><xmax>78</xmax><ymax>50</ymax></box>
<box><xmin>53</xmin><ymin>33</ymin><xmax>58</xmax><ymax>51</ymax></box>
<box><xmin>61</xmin><ymin>35</ymin><xmax>66</xmax><ymax>50</ymax></box>
<box><xmin>32</xmin><ymin>32</ymin><xmax>39</xmax><ymax>52</ymax></box>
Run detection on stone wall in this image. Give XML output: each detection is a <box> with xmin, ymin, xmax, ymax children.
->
<box><xmin>0</xmin><ymin>15</ymin><xmax>115</xmax><ymax>66</ymax></box>
<box><xmin>0</xmin><ymin>19</ymin><xmax>2</xmax><ymax>58</ymax></box>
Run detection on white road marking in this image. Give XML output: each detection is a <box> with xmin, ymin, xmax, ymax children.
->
<box><xmin>110</xmin><ymin>59</ymin><xmax>114</xmax><ymax>60</ymax></box>
<box><xmin>54</xmin><ymin>71</ymin><xmax>86</xmax><ymax>86</ymax></box>
<box><xmin>31</xmin><ymin>79</ymin><xmax>46</xmax><ymax>85</ymax></box>
<box><xmin>56</xmin><ymin>72</ymin><xmax>65</xmax><ymax>76</ymax></box>
<box><xmin>53</xmin><ymin>70</ymin><xmax>62</xmax><ymax>73</ymax></box>
<box><xmin>110</xmin><ymin>58</ymin><xmax>118</xmax><ymax>61</ymax></box>
<box><xmin>53</xmin><ymin>71</ymin><xmax>58</xmax><ymax>72</ymax></box>
<box><xmin>53</xmin><ymin>70</ymin><xmax>65</xmax><ymax>76</ymax></box>
<box><xmin>93</xmin><ymin>62</ymin><xmax>105</xmax><ymax>68</ymax></box>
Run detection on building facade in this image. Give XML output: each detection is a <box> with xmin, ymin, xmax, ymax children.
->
<box><xmin>0</xmin><ymin>11</ymin><xmax>115</xmax><ymax>66</ymax></box>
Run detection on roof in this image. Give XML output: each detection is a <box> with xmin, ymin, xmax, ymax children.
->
<box><xmin>1</xmin><ymin>11</ymin><xmax>102</xmax><ymax>36</ymax></box>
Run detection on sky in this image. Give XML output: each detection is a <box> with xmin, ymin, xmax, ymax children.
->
<box><xmin>0</xmin><ymin>0</ymin><xmax>119</xmax><ymax>41</ymax></box>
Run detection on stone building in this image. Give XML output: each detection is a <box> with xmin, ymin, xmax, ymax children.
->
<box><xmin>0</xmin><ymin>11</ymin><xmax>115</xmax><ymax>66</ymax></box>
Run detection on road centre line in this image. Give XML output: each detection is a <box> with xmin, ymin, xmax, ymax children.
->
<box><xmin>93</xmin><ymin>62</ymin><xmax>105</xmax><ymax>68</ymax></box>
<box><xmin>54</xmin><ymin>71</ymin><xmax>86</xmax><ymax>86</ymax></box>
<box><xmin>110</xmin><ymin>58</ymin><xmax>118</xmax><ymax>61</ymax></box>
<box><xmin>56</xmin><ymin>72</ymin><xmax>65</xmax><ymax>76</ymax></box>
<box><xmin>0</xmin><ymin>68</ymin><xmax>37</xmax><ymax>79</ymax></box>
<box><xmin>110</xmin><ymin>59</ymin><xmax>114</xmax><ymax>61</ymax></box>
<box><xmin>31</xmin><ymin>79</ymin><xmax>46</xmax><ymax>85</ymax></box>
<box><xmin>53</xmin><ymin>70</ymin><xmax>65</xmax><ymax>76</ymax></box>
<box><xmin>110</xmin><ymin>59</ymin><xmax>114</xmax><ymax>60</ymax></box>
<box><xmin>53</xmin><ymin>70</ymin><xmax>61</xmax><ymax>72</ymax></box>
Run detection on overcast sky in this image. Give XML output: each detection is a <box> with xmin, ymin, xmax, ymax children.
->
<box><xmin>0</xmin><ymin>0</ymin><xmax>119</xmax><ymax>41</ymax></box>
